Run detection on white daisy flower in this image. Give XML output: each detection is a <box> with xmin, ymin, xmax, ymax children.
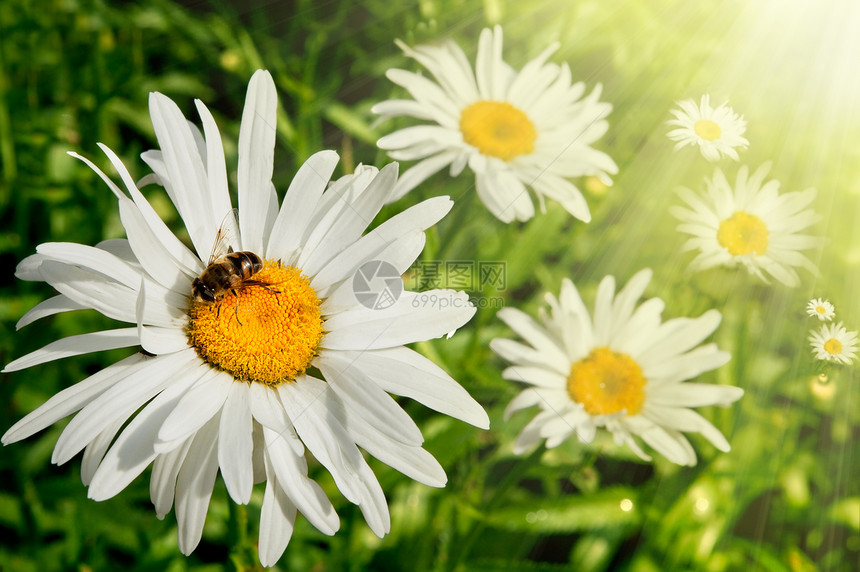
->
<box><xmin>373</xmin><ymin>25</ymin><xmax>618</xmax><ymax>224</ymax></box>
<box><xmin>491</xmin><ymin>269</ymin><xmax>743</xmax><ymax>467</ymax></box>
<box><xmin>667</xmin><ymin>95</ymin><xmax>749</xmax><ymax>161</ymax></box>
<box><xmin>806</xmin><ymin>298</ymin><xmax>835</xmax><ymax>321</ymax></box>
<box><xmin>671</xmin><ymin>162</ymin><xmax>821</xmax><ymax>287</ymax></box>
<box><xmin>2</xmin><ymin>70</ymin><xmax>489</xmax><ymax>566</ymax></box>
<box><xmin>809</xmin><ymin>322</ymin><xmax>858</xmax><ymax>365</ymax></box>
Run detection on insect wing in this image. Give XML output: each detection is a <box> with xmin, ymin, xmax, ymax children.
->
<box><xmin>208</xmin><ymin>208</ymin><xmax>241</xmax><ymax>264</ymax></box>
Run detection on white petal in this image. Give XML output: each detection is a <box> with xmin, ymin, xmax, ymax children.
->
<box><xmin>148</xmin><ymin>92</ymin><xmax>216</xmax><ymax>258</ymax></box>
<box><xmin>119</xmin><ymin>200</ymin><xmax>190</xmax><ymax>292</ymax></box>
<box><xmin>311</xmin><ymin>196</ymin><xmax>453</xmax><ymax>293</ymax></box>
<box><xmin>38</xmin><ymin>260</ymin><xmax>183</xmax><ymax>327</ymax></box>
<box><xmin>36</xmin><ymin>242</ymin><xmax>142</xmax><ymax>286</ymax></box>
<box><xmin>299</xmin><ymin>163</ymin><xmax>397</xmax><ymax>277</ymax></box>
<box><xmin>237</xmin><ymin>70</ymin><xmax>278</xmax><ymax>255</ymax></box>
<box><xmin>16</xmin><ymin>295</ymin><xmax>87</xmax><ymax>330</ymax></box>
<box><xmin>341</xmin><ymin>407</ymin><xmax>446</xmax><ymax>487</ymax></box>
<box><xmin>194</xmin><ymin>99</ymin><xmax>233</xmax><ymax>225</ymax></box>
<box><xmin>319</xmin><ymin>231</ymin><xmax>426</xmax><ymax>313</ymax></box>
<box><xmin>94</xmin><ymin>144</ymin><xmax>202</xmax><ymax>275</ymax></box>
<box><xmin>247</xmin><ymin>383</ymin><xmax>304</xmax><ymax>456</ymax></box>
<box><xmin>88</xmin><ymin>359</ymin><xmax>202</xmax><ymax>501</ymax></box>
<box><xmin>262</xmin><ymin>427</ymin><xmax>340</xmax><ymax>535</ymax></box>
<box><xmin>135</xmin><ymin>279</ymin><xmax>188</xmax><ymax>355</ymax></box>
<box><xmin>321</xmin><ymin>290</ymin><xmax>475</xmax><ymax>350</ymax></box>
<box><xmin>2</xmin><ymin>353</ymin><xmax>145</xmax><ymax>444</ymax></box>
<box><xmin>649</xmin><ymin>382</ymin><xmax>743</xmax><ymax>407</ymax></box>
<box><xmin>151</xmin><ymin>438</ymin><xmax>194</xmax><ymax>519</ymax></box>
<box><xmin>156</xmin><ymin>367</ymin><xmax>232</xmax><ymax>453</ymax></box>
<box><xmin>175</xmin><ymin>414</ymin><xmax>221</xmax><ymax>555</ymax></box>
<box><xmin>591</xmin><ymin>274</ymin><xmax>616</xmax><ymax>345</ymax></box>
<box><xmin>258</xmin><ymin>462</ymin><xmax>298</xmax><ymax>567</ymax></box>
<box><xmin>316</xmin><ymin>349</ymin><xmax>424</xmax><ymax>446</ymax></box>
<box><xmin>52</xmin><ymin>350</ymin><xmax>196</xmax><ymax>465</ymax></box>
<box><xmin>497</xmin><ymin>308</ymin><xmax>569</xmax><ymax>372</ymax></box>
<box><xmin>266</xmin><ymin>150</ymin><xmax>339</xmax><ymax>262</ymax></box>
<box><xmin>638</xmin><ymin>424</ymin><xmax>697</xmax><ymax>466</ymax></box>
<box><xmin>501</xmin><ymin>365</ymin><xmax>566</xmax><ymax>389</ymax></box>
<box><xmin>80</xmin><ymin>417</ymin><xmax>125</xmax><ymax>486</ymax></box>
<box><xmin>218</xmin><ymin>382</ymin><xmax>255</xmax><ymax>504</ymax></box>
<box><xmin>277</xmin><ymin>377</ymin><xmax>363</xmax><ymax>503</ymax></box>
<box><xmin>4</xmin><ymin>328</ymin><xmax>141</xmax><ymax>373</ymax></box>
<box><xmin>475</xmin><ymin>170</ymin><xmax>534</xmax><ymax>223</ymax></box>
<box><xmin>351</xmin><ymin>460</ymin><xmax>391</xmax><ymax>537</ymax></box>
<box><xmin>609</xmin><ymin>269</ymin><xmax>652</xmax><ymax>339</ymax></box>
<box><xmin>386</xmin><ymin>151</ymin><xmax>460</xmax><ymax>203</ymax></box>
<box><xmin>343</xmin><ymin>346</ymin><xmax>488</xmax><ymax>429</ymax></box>
<box><xmin>645</xmin><ymin>345</ymin><xmax>731</xmax><ymax>384</ymax></box>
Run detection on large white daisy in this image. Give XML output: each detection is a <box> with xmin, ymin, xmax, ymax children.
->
<box><xmin>671</xmin><ymin>163</ymin><xmax>821</xmax><ymax>287</ymax></box>
<box><xmin>491</xmin><ymin>269</ymin><xmax>743</xmax><ymax>466</ymax></box>
<box><xmin>809</xmin><ymin>322</ymin><xmax>858</xmax><ymax>365</ymax></box>
<box><xmin>667</xmin><ymin>94</ymin><xmax>749</xmax><ymax>162</ymax></box>
<box><xmin>2</xmin><ymin>70</ymin><xmax>489</xmax><ymax>566</ymax></box>
<box><xmin>373</xmin><ymin>25</ymin><xmax>618</xmax><ymax>223</ymax></box>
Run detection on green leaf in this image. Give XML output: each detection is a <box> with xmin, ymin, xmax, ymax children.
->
<box><xmin>485</xmin><ymin>487</ymin><xmax>641</xmax><ymax>534</ymax></box>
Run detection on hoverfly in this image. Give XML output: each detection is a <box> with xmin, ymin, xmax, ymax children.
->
<box><xmin>191</xmin><ymin>209</ymin><xmax>277</xmax><ymax>324</ymax></box>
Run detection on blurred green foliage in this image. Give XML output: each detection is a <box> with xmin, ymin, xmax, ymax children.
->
<box><xmin>1</xmin><ymin>0</ymin><xmax>858</xmax><ymax>571</ymax></box>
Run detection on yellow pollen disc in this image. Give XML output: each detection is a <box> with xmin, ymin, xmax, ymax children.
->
<box><xmin>459</xmin><ymin>100</ymin><xmax>537</xmax><ymax>161</ymax></box>
<box><xmin>567</xmin><ymin>347</ymin><xmax>646</xmax><ymax>416</ymax></box>
<box><xmin>717</xmin><ymin>211</ymin><xmax>770</xmax><ymax>256</ymax></box>
<box><xmin>824</xmin><ymin>338</ymin><xmax>843</xmax><ymax>355</ymax></box>
<box><xmin>694</xmin><ymin>119</ymin><xmax>722</xmax><ymax>141</ymax></box>
<box><xmin>816</xmin><ymin>306</ymin><xmax>827</xmax><ymax>314</ymax></box>
<box><xmin>187</xmin><ymin>261</ymin><xmax>324</xmax><ymax>386</ymax></box>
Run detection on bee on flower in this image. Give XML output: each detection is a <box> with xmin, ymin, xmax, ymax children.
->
<box><xmin>2</xmin><ymin>70</ymin><xmax>489</xmax><ymax>566</ymax></box>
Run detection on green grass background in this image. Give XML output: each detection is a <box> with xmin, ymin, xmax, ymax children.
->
<box><xmin>0</xmin><ymin>0</ymin><xmax>858</xmax><ymax>570</ymax></box>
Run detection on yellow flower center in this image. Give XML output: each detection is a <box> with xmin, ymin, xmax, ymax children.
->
<box><xmin>816</xmin><ymin>306</ymin><xmax>827</xmax><ymax>314</ymax></box>
<box><xmin>459</xmin><ymin>100</ymin><xmax>537</xmax><ymax>161</ymax></box>
<box><xmin>717</xmin><ymin>211</ymin><xmax>769</xmax><ymax>256</ymax></box>
<box><xmin>694</xmin><ymin>119</ymin><xmax>722</xmax><ymax>141</ymax></box>
<box><xmin>567</xmin><ymin>347</ymin><xmax>646</xmax><ymax>416</ymax></box>
<box><xmin>823</xmin><ymin>338</ymin><xmax>843</xmax><ymax>355</ymax></box>
<box><xmin>187</xmin><ymin>261</ymin><xmax>324</xmax><ymax>386</ymax></box>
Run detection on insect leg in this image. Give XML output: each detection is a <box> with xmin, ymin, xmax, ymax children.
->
<box><xmin>232</xmin><ymin>290</ymin><xmax>244</xmax><ymax>326</ymax></box>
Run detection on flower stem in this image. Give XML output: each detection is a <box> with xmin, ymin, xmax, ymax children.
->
<box><xmin>448</xmin><ymin>444</ymin><xmax>545</xmax><ymax>571</ymax></box>
<box><xmin>228</xmin><ymin>502</ymin><xmax>251</xmax><ymax>570</ymax></box>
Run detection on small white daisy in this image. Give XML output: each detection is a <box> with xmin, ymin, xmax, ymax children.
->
<box><xmin>373</xmin><ymin>25</ymin><xmax>618</xmax><ymax>223</ymax></box>
<box><xmin>806</xmin><ymin>298</ymin><xmax>835</xmax><ymax>321</ymax></box>
<box><xmin>2</xmin><ymin>70</ymin><xmax>489</xmax><ymax>566</ymax></box>
<box><xmin>809</xmin><ymin>322</ymin><xmax>858</xmax><ymax>365</ymax></box>
<box><xmin>671</xmin><ymin>162</ymin><xmax>821</xmax><ymax>287</ymax></box>
<box><xmin>491</xmin><ymin>269</ymin><xmax>743</xmax><ymax>467</ymax></box>
<box><xmin>667</xmin><ymin>94</ymin><xmax>749</xmax><ymax>161</ymax></box>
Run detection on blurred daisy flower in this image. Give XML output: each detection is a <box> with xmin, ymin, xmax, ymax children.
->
<box><xmin>2</xmin><ymin>70</ymin><xmax>488</xmax><ymax>566</ymax></box>
<box><xmin>667</xmin><ymin>95</ymin><xmax>749</xmax><ymax>161</ymax></box>
<box><xmin>671</xmin><ymin>163</ymin><xmax>821</xmax><ymax>287</ymax></box>
<box><xmin>806</xmin><ymin>298</ymin><xmax>835</xmax><ymax>321</ymax></box>
<box><xmin>373</xmin><ymin>25</ymin><xmax>618</xmax><ymax>223</ymax></box>
<box><xmin>491</xmin><ymin>269</ymin><xmax>743</xmax><ymax>466</ymax></box>
<box><xmin>809</xmin><ymin>322</ymin><xmax>858</xmax><ymax>365</ymax></box>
